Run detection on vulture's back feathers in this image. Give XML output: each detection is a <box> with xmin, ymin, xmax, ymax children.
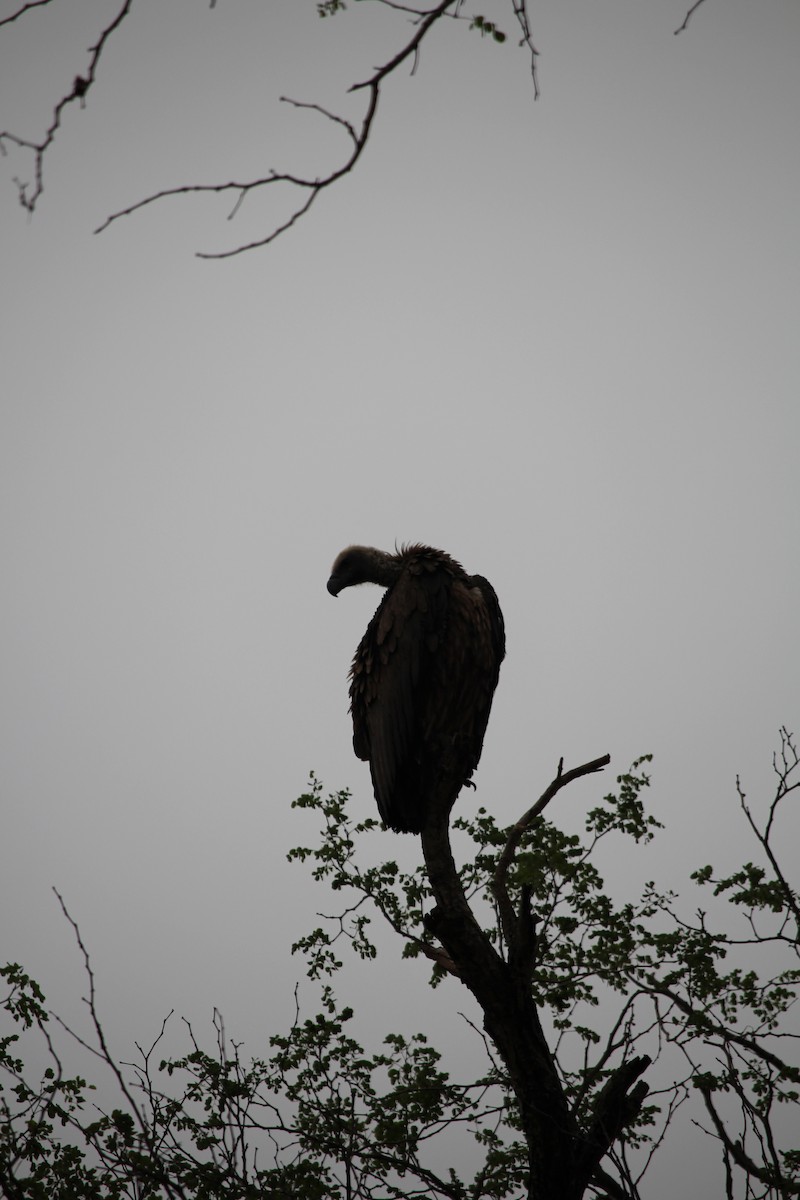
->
<box><xmin>329</xmin><ymin>544</ymin><xmax>505</xmax><ymax>833</ymax></box>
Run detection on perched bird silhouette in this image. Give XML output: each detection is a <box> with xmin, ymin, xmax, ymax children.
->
<box><xmin>327</xmin><ymin>544</ymin><xmax>505</xmax><ymax>833</ymax></box>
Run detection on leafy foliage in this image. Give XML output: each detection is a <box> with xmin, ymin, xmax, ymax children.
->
<box><xmin>469</xmin><ymin>15</ymin><xmax>507</xmax><ymax>43</ymax></box>
<box><xmin>1</xmin><ymin>732</ymin><xmax>798</xmax><ymax>1198</ymax></box>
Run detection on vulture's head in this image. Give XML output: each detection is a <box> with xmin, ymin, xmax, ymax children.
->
<box><xmin>327</xmin><ymin>545</ymin><xmax>398</xmax><ymax>596</ymax></box>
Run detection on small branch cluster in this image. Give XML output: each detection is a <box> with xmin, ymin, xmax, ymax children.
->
<box><xmin>1</xmin><ymin>0</ymin><xmax>539</xmax><ymax>257</ymax></box>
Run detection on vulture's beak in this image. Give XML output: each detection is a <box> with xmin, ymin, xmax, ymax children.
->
<box><xmin>327</xmin><ymin>575</ymin><xmax>341</xmax><ymax>597</ymax></box>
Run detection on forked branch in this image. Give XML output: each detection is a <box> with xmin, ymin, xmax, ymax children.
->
<box><xmin>492</xmin><ymin>753</ymin><xmax>611</xmax><ymax>947</ymax></box>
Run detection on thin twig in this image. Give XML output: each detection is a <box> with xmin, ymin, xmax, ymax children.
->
<box><xmin>674</xmin><ymin>0</ymin><xmax>709</xmax><ymax>35</ymax></box>
<box><xmin>511</xmin><ymin>0</ymin><xmax>540</xmax><ymax>100</ymax></box>
<box><xmin>0</xmin><ymin>0</ymin><xmax>53</xmax><ymax>29</ymax></box>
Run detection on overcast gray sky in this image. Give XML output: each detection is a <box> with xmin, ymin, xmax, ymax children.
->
<box><xmin>1</xmin><ymin>0</ymin><xmax>798</xmax><ymax>1193</ymax></box>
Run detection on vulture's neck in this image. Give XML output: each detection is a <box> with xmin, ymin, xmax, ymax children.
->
<box><xmin>365</xmin><ymin>548</ymin><xmax>404</xmax><ymax>588</ymax></box>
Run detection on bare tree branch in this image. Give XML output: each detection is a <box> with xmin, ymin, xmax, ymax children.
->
<box><xmin>95</xmin><ymin>84</ymin><xmax>380</xmax><ymax>259</ymax></box>
<box><xmin>0</xmin><ymin>0</ymin><xmax>53</xmax><ymax>30</ymax></box>
<box><xmin>1</xmin><ymin>0</ymin><xmax>541</xmax><ymax>256</ymax></box>
<box><xmin>0</xmin><ymin>0</ymin><xmax>132</xmax><ymax>212</ymax></box>
<box><xmin>51</xmin><ymin>888</ymin><xmax>146</xmax><ymax>1132</ymax></box>
<box><xmin>674</xmin><ymin>0</ymin><xmax>710</xmax><ymax>35</ymax></box>
<box><xmin>511</xmin><ymin>0</ymin><xmax>540</xmax><ymax>98</ymax></box>
<box><xmin>94</xmin><ymin>0</ymin><xmax>461</xmax><ymax>258</ymax></box>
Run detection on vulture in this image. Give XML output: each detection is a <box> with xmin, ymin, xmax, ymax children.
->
<box><xmin>327</xmin><ymin>544</ymin><xmax>505</xmax><ymax>834</ymax></box>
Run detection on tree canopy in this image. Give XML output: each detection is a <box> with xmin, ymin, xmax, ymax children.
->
<box><xmin>2</xmin><ymin>732</ymin><xmax>798</xmax><ymax>1198</ymax></box>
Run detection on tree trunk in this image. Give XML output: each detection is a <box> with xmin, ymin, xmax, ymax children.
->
<box><xmin>421</xmin><ymin>790</ymin><xmax>582</xmax><ymax>1200</ymax></box>
<box><xmin>420</xmin><ymin>776</ymin><xmax>648</xmax><ymax>1200</ymax></box>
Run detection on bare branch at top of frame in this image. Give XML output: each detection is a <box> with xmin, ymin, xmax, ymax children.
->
<box><xmin>0</xmin><ymin>0</ymin><xmax>132</xmax><ymax>212</ymax></box>
<box><xmin>2</xmin><ymin>0</ymin><xmax>540</xmax><ymax>257</ymax></box>
<box><xmin>96</xmin><ymin>0</ymin><xmax>462</xmax><ymax>258</ymax></box>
